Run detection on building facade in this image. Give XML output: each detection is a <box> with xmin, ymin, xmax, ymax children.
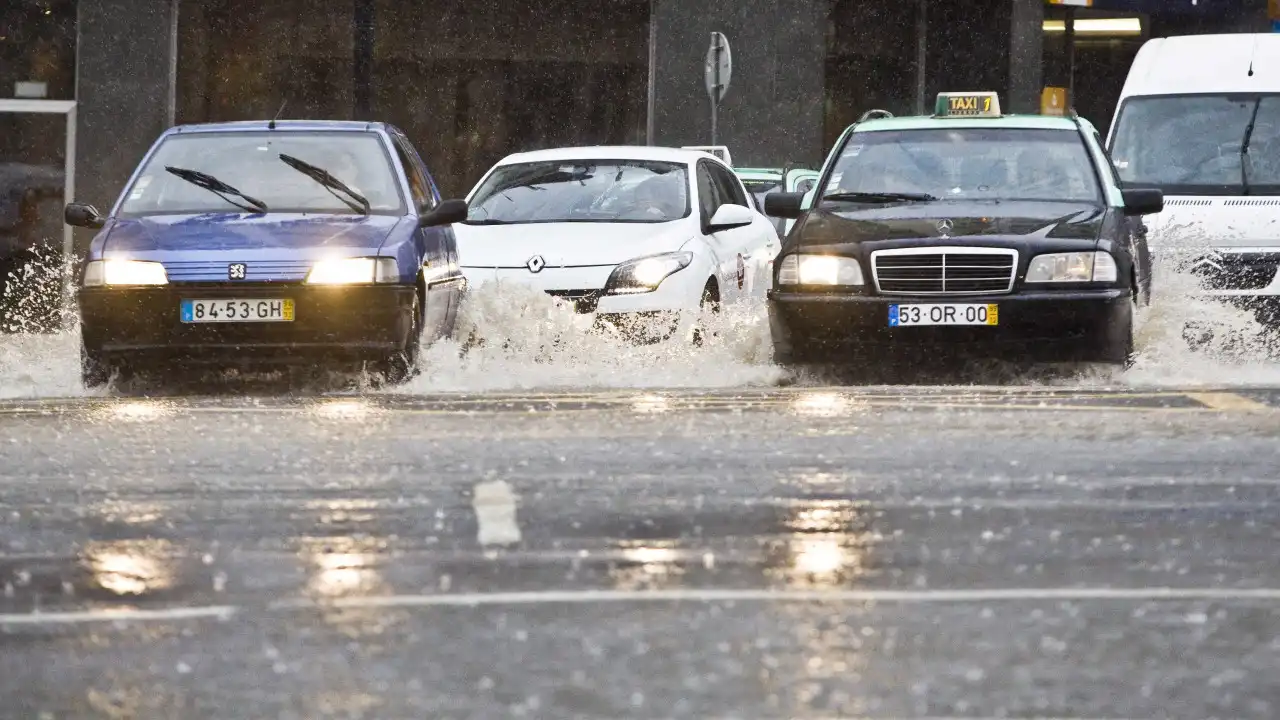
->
<box><xmin>1</xmin><ymin>0</ymin><xmax>1274</xmax><ymax>264</ymax></box>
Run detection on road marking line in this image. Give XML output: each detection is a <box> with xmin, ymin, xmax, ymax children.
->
<box><xmin>0</xmin><ymin>605</ymin><xmax>235</xmax><ymax>625</ymax></box>
<box><xmin>472</xmin><ymin>480</ymin><xmax>521</xmax><ymax>546</ymax></box>
<box><xmin>272</xmin><ymin>586</ymin><xmax>1280</xmax><ymax>610</ymax></box>
<box><xmin>6</xmin><ymin>587</ymin><xmax>1279</xmax><ymax>625</ymax></box>
<box><xmin>1186</xmin><ymin>392</ymin><xmax>1272</xmax><ymax>412</ymax></box>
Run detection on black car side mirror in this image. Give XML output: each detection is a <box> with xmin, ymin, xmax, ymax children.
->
<box><xmin>420</xmin><ymin>199</ymin><xmax>468</xmax><ymax>227</ymax></box>
<box><xmin>764</xmin><ymin>192</ymin><xmax>805</xmax><ymax>220</ymax></box>
<box><xmin>1121</xmin><ymin>188</ymin><xmax>1163</xmax><ymax>217</ymax></box>
<box><xmin>65</xmin><ymin>202</ymin><xmax>105</xmax><ymax>229</ymax></box>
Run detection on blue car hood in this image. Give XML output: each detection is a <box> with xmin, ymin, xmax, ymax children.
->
<box><xmin>100</xmin><ymin>213</ymin><xmax>405</xmax><ymax>282</ymax></box>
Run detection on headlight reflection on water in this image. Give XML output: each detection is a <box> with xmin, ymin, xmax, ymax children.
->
<box><xmin>83</xmin><ymin>539</ymin><xmax>177</xmax><ymax>596</ymax></box>
<box><xmin>790</xmin><ymin>391</ymin><xmax>857</xmax><ymax>418</ymax></box>
<box><xmin>767</xmin><ymin>500</ymin><xmax>877</xmax><ymax>589</ymax></box>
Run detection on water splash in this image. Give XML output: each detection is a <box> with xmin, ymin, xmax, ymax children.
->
<box><xmin>402</xmin><ymin>281</ymin><xmax>783</xmax><ymax>392</ymax></box>
<box><xmin>0</xmin><ymin>248</ymin><xmax>86</xmax><ymax>398</ymax></box>
<box><xmin>1116</xmin><ymin>220</ymin><xmax>1280</xmax><ymax>387</ymax></box>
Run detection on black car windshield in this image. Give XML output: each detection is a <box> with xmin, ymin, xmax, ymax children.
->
<box><xmin>821</xmin><ymin>127</ymin><xmax>1102</xmax><ymax>204</ymax></box>
<box><xmin>1109</xmin><ymin>94</ymin><xmax>1280</xmax><ymax>195</ymax></box>
<box><xmin>467</xmin><ymin>160</ymin><xmax>690</xmax><ymax>224</ymax></box>
<box><xmin>118</xmin><ymin>131</ymin><xmax>405</xmax><ymax>215</ymax></box>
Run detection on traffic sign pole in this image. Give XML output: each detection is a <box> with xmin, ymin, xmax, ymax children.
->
<box><xmin>704</xmin><ymin>32</ymin><xmax>731</xmax><ymax>147</ymax></box>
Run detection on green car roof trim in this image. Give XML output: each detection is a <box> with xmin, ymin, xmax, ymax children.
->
<box><xmin>851</xmin><ymin>114</ymin><xmax>1086</xmax><ymax>132</ymax></box>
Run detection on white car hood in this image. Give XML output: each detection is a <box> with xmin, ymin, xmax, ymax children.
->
<box><xmin>456</xmin><ymin>221</ymin><xmax>693</xmax><ymax>268</ymax></box>
<box><xmin>1144</xmin><ymin>197</ymin><xmax>1280</xmax><ymax>251</ymax></box>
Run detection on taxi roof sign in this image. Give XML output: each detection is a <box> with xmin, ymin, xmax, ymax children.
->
<box><xmin>934</xmin><ymin>92</ymin><xmax>1002</xmax><ymax>118</ymax></box>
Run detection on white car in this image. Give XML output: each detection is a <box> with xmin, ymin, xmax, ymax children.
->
<box><xmin>456</xmin><ymin>146</ymin><xmax>782</xmax><ymax>340</ymax></box>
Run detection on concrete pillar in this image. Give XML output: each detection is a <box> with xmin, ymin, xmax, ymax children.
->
<box><xmin>74</xmin><ymin>0</ymin><xmax>178</xmax><ymax>253</ymax></box>
<box><xmin>648</xmin><ymin>0</ymin><xmax>827</xmax><ymax>168</ymax></box>
<box><xmin>1008</xmin><ymin>0</ymin><xmax>1044</xmax><ymax>115</ymax></box>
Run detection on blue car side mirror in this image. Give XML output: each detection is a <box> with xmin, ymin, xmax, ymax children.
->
<box><xmin>420</xmin><ymin>199</ymin><xmax>468</xmax><ymax>227</ymax></box>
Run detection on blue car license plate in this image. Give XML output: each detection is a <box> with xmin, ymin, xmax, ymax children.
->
<box><xmin>181</xmin><ymin>298</ymin><xmax>295</xmax><ymax>323</ymax></box>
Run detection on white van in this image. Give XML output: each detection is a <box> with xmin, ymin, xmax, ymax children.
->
<box><xmin>1106</xmin><ymin>34</ymin><xmax>1280</xmax><ymax>310</ymax></box>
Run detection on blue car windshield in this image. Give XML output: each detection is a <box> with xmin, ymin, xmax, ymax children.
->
<box><xmin>118</xmin><ymin>131</ymin><xmax>406</xmax><ymax>216</ymax></box>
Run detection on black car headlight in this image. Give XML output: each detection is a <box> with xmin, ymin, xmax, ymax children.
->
<box><xmin>604</xmin><ymin>252</ymin><xmax>693</xmax><ymax>295</ymax></box>
<box><xmin>1025</xmin><ymin>251</ymin><xmax>1116</xmax><ymax>283</ymax></box>
<box><xmin>777</xmin><ymin>254</ymin><xmax>864</xmax><ymax>287</ymax></box>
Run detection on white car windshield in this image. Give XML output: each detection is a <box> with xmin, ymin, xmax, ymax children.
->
<box><xmin>1110</xmin><ymin>94</ymin><xmax>1280</xmax><ymax>195</ymax></box>
<box><xmin>118</xmin><ymin>131</ymin><xmax>405</xmax><ymax>215</ymax></box>
<box><xmin>821</xmin><ymin>128</ymin><xmax>1101</xmax><ymax>203</ymax></box>
<box><xmin>467</xmin><ymin>160</ymin><xmax>690</xmax><ymax>224</ymax></box>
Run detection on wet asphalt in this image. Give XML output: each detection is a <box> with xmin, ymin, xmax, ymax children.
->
<box><xmin>2</xmin><ymin>386</ymin><xmax>1280</xmax><ymax>719</ymax></box>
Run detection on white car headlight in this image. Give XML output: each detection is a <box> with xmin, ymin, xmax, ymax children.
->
<box><xmin>306</xmin><ymin>257</ymin><xmax>398</xmax><ymax>285</ymax></box>
<box><xmin>1026</xmin><ymin>251</ymin><xmax>1117</xmax><ymax>283</ymax></box>
<box><xmin>83</xmin><ymin>260</ymin><xmax>169</xmax><ymax>287</ymax></box>
<box><xmin>777</xmin><ymin>254</ymin><xmax>864</xmax><ymax>286</ymax></box>
<box><xmin>604</xmin><ymin>252</ymin><xmax>693</xmax><ymax>295</ymax></box>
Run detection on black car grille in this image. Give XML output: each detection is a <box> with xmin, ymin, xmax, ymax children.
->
<box><xmin>1190</xmin><ymin>253</ymin><xmax>1280</xmax><ymax>291</ymax></box>
<box><xmin>873</xmin><ymin>249</ymin><xmax>1017</xmax><ymax>295</ymax></box>
<box><xmin>546</xmin><ymin>289</ymin><xmax>601</xmax><ymax>314</ymax></box>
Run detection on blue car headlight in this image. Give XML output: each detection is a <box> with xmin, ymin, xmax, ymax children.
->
<box><xmin>83</xmin><ymin>260</ymin><xmax>169</xmax><ymax>287</ymax></box>
<box><xmin>306</xmin><ymin>257</ymin><xmax>398</xmax><ymax>285</ymax></box>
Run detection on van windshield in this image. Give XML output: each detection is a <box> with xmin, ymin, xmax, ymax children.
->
<box><xmin>1110</xmin><ymin>95</ymin><xmax>1280</xmax><ymax>195</ymax></box>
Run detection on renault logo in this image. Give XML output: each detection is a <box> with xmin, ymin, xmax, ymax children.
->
<box><xmin>936</xmin><ymin>219</ymin><xmax>955</xmax><ymax>237</ymax></box>
<box><xmin>526</xmin><ymin>255</ymin><xmax>546</xmax><ymax>273</ymax></box>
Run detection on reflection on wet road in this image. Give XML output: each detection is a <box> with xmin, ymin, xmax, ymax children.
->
<box><xmin>2</xmin><ymin>387</ymin><xmax>1280</xmax><ymax>718</ymax></box>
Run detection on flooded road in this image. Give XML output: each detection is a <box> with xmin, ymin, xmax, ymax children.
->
<box><xmin>2</xmin><ymin>387</ymin><xmax>1279</xmax><ymax>718</ymax></box>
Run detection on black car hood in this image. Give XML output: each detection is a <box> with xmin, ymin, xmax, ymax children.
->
<box><xmin>788</xmin><ymin>200</ymin><xmax>1105</xmax><ymax>249</ymax></box>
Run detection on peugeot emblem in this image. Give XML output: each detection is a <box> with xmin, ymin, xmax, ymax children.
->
<box><xmin>936</xmin><ymin>219</ymin><xmax>955</xmax><ymax>237</ymax></box>
<box><xmin>228</xmin><ymin>263</ymin><xmax>247</xmax><ymax>280</ymax></box>
<box><xmin>526</xmin><ymin>255</ymin><xmax>546</xmax><ymax>273</ymax></box>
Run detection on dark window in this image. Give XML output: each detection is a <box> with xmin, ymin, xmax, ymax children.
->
<box><xmin>696</xmin><ymin>163</ymin><xmax>721</xmax><ymax>228</ymax></box>
<box><xmin>392</xmin><ymin>135</ymin><xmax>432</xmax><ymax>210</ymax></box>
<box><xmin>710</xmin><ymin>164</ymin><xmax>749</xmax><ymax>207</ymax></box>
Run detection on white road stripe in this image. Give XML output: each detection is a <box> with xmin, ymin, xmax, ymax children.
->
<box><xmin>472</xmin><ymin>480</ymin><xmax>521</xmax><ymax>546</ymax></box>
<box><xmin>5</xmin><ymin>587</ymin><xmax>1279</xmax><ymax>626</ymax></box>
<box><xmin>271</xmin><ymin>586</ymin><xmax>1280</xmax><ymax>611</ymax></box>
<box><xmin>0</xmin><ymin>605</ymin><xmax>235</xmax><ymax>625</ymax></box>
<box><xmin>1186</xmin><ymin>391</ymin><xmax>1273</xmax><ymax>412</ymax></box>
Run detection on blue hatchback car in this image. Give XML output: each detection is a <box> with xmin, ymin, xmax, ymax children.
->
<box><xmin>64</xmin><ymin>120</ymin><xmax>468</xmax><ymax>387</ymax></box>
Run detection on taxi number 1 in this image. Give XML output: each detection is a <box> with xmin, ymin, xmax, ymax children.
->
<box><xmin>889</xmin><ymin>303</ymin><xmax>998</xmax><ymax>327</ymax></box>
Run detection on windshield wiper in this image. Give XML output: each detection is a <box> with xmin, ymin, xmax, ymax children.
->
<box><xmin>1240</xmin><ymin>99</ymin><xmax>1262</xmax><ymax>196</ymax></box>
<box><xmin>822</xmin><ymin>191</ymin><xmax>939</xmax><ymax>203</ymax></box>
<box><xmin>278</xmin><ymin>154</ymin><xmax>370</xmax><ymax>214</ymax></box>
<box><xmin>164</xmin><ymin>166</ymin><xmax>268</xmax><ymax>214</ymax></box>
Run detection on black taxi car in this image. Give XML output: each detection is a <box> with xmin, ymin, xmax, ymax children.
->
<box><xmin>764</xmin><ymin>92</ymin><xmax>1164</xmax><ymax>367</ymax></box>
